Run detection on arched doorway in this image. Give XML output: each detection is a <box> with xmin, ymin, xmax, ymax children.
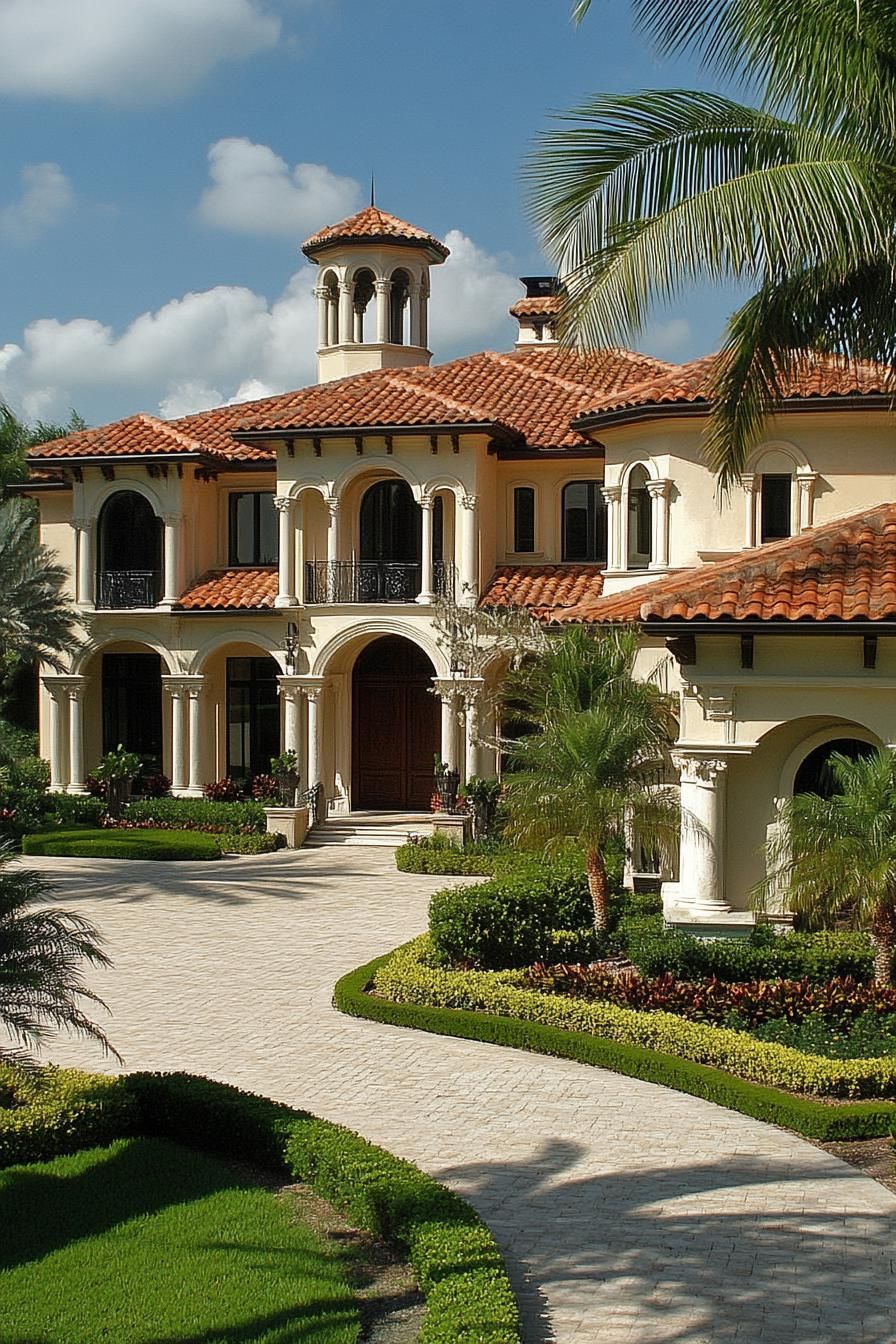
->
<box><xmin>352</xmin><ymin>636</ymin><xmax>439</xmax><ymax>809</ymax></box>
<box><xmin>794</xmin><ymin>737</ymin><xmax>876</xmax><ymax>798</ymax></box>
<box><xmin>358</xmin><ymin>479</ymin><xmax>422</xmax><ymax>601</ymax></box>
<box><xmin>96</xmin><ymin>490</ymin><xmax>162</xmax><ymax>608</ymax></box>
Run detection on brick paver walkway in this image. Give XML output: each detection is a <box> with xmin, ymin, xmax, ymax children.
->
<box><xmin>31</xmin><ymin>846</ymin><xmax>896</xmax><ymax>1344</ymax></box>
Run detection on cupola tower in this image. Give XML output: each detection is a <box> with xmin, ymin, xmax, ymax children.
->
<box><xmin>302</xmin><ymin>205</ymin><xmax>449</xmax><ymax>384</ymax></box>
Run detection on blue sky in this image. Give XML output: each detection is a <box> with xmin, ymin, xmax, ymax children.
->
<box><xmin>0</xmin><ymin>0</ymin><xmax>742</xmax><ymax>427</ymax></box>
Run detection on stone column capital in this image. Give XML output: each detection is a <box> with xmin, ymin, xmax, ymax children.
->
<box><xmin>42</xmin><ymin>674</ymin><xmax>86</xmax><ymax>700</ymax></box>
<box><xmin>325</xmin><ymin>495</ymin><xmax>340</xmax><ymax>518</ymax></box>
<box><xmin>740</xmin><ymin>472</ymin><xmax>759</xmax><ymax>494</ymax></box>
<box><xmin>419</xmin><ymin>494</ymin><xmax>435</xmax><ymax>512</ymax></box>
<box><xmin>277</xmin><ymin>675</ymin><xmax>306</xmax><ymax>702</ymax></box>
<box><xmin>295</xmin><ymin>676</ymin><xmax>327</xmax><ymax>702</ymax></box>
<box><xmin>672</xmin><ymin>753</ymin><xmax>729</xmax><ymax>786</ymax></box>
<box><xmin>274</xmin><ymin>495</ymin><xmax>294</xmax><ymax>514</ymax></box>
<box><xmin>601</xmin><ymin>483</ymin><xmax>622</xmax><ymax>506</ymax></box>
<box><xmin>460</xmin><ymin>493</ymin><xmax>478</xmax><ymax>511</ymax></box>
<box><xmin>374</xmin><ymin>277</ymin><xmax>391</xmax><ymax>295</ymax></box>
<box><xmin>162</xmin><ymin>674</ymin><xmax>203</xmax><ymax>698</ymax></box>
<box><xmin>645</xmin><ymin>476</ymin><xmax>673</xmax><ymax>500</ymax></box>
<box><xmin>70</xmin><ymin>516</ymin><xmax>94</xmax><ymax>532</ymax></box>
<box><xmin>161</xmin><ymin>512</ymin><xmax>182</xmax><ymax>528</ymax></box>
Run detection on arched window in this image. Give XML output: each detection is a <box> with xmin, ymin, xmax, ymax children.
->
<box><xmin>562</xmin><ymin>481</ymin><xmax>606</xmax><ymax>562</ymax></box>
<box><xmin>352</xmin><ymin>268</ymin><xmax>376</xmax><ymax>342</ymax></box>
<box><xmin>96</xmin><ymin>491</ymin><xmax>162</xmax><ymax>608</ymax></box>
<box><xmin>627</xmin><ymin>465</ymin><xmax>652</xmax><ymax>568</ymax></box>
<box><xmin>513</xmin><ymin>486</ymin><xmax>536</xmax><ymax>553</ymax></box>
<box><xmin>794</xmin><ymin>738</ymin><xmax>875</xmax><ymax>798</ymax></box>
<box><xmin>321</xmin><ymin>269</ymin><xmax>339</xmax><ymax>346</ymax></box>
<box><xmin>358</xmin><ymin>479</ymin><xmax>422</xmax><ymax>601</ymax></box>
<box><xmin>389</xmin><ymin>268</ymin><xmax>411</xmax><ymax>343</ymax></box>
<box><xmin>760</xmin><ymin>474</ymin><xmax>791</xmax><ymax>541</ymax></box>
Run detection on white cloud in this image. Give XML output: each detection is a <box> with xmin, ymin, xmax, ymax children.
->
<box><xmin>0</xmin><ymin>229</ymin><xmax>524</xmax><ymax>425</ymax></box>
<box><xmin>0</xmin><ymin>163</ymin><xmax>73</xmax><ymax>245</ymax></box>
<box><xmin>641</xmin><ymin>317</ymin><xmax>693</xmax><ymax>359</ymax></box>
<box><xmin>0</xmin><ymin>0</ymin><xmax>280</xmax><ymax>104</ymax></box>
<box><xmin>429</xmin><ymin>230</ymin><xmax>519</xmax><ymax>352</ymax></box>
<box><xmin>198</xmin><ymin>138</ymin><xmax>360</xmax><ymax>237</ymax></box>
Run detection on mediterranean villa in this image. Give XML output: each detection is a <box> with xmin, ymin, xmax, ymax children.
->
<box><xmin>20</xmin><ymin>205</ymin><xmax>896</xmax><ymax>928</ymax></box>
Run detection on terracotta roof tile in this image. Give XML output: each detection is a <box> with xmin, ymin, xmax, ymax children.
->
<box><xmin>480</xmin><ymin>564</ymin><xmax>605</xmax><ymax>616</ymax></box>
<box><xmin>509</xmin><ymin>295</ymin><xmax>563</xmax><ymax>319</ymax></box>
<box><xmin>27</xmin><ymin>414</ymin><xmax>206</xmax><ymax>461</ymax></box>
<box><xmin>561</xmin><ymin>503</ymin><xmax>896</xmax><ymax>625</ymax></box>
<box><xmin>302</xmin><ymin>206</ymin><xmax>449</xmax><ymax>260</ymax></box>
<box><xmin>175</xmin><ymin>567</ymin><xmax>278</xmax><ymax>611</ymax></box>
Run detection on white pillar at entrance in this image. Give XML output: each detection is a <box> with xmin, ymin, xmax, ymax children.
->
<box><xmin>162</xmin><ymin>678</ymin><xmax>188</xmax><ymax>794</ymax></box>
<box><xmin>602</xmin><ymin>484</ymin><xmax>622</xmax><ymax>570</ymax></box>
<box><xmin>375</xmin><ymin>279</ymin><xmax>390</xmax><ymax>343</ymax></box>
<box><xmin>417</xmin><ymin>496</ymin><xmax>434</xmax><ymax>603</ymax></box>
<box><xmin>186</xmin><ymin>677</ymin><xmax>205</xmax><ymax>797</ymax></box>
<box><xmin>673</xmin><ymin>753</ymin><xmax>730</xmax><ymax>915</ymax></box>
<box><xmin>459</xmin><ymin>494</ymin><xmax>479</xmax><ymax>606</ymax></box>
<box><xmin>433</xmin><ymin>679</ymin><xmax>459</xmax><ymax>770</ymax></box>
<box><xmin>278</xmin><ymin>677</ymin><xmax>304</xmax><ymax>760</ymax></box>
<box><xmin>161</xmin><ymin>513</ymin><xmax>182</xmax><ymax>606</ymax></box>
<box><xmin>67</xmin><ymin>679</ymin><xmax>86</xmax><ymax>792</ymax></box>
<box><xmin>459</xmin><ymin>677</ymin><xmax>485</xmax><ymax>784</ymax></box>
<box><xmin>274</xmin><ymin>497</ymin><xmax>297</xmax><ymax>607</ymax></box>
<box><xmin>741</xmin><ymin>474</ymin><xmax>758</xmax><ymax>548</ymax></box>
<box><xmin>301</xmin><ymin>679</ymin><xmax>326</xmax><ymax>803</ymax></box>
<box><xmin>647</xmin><ymin>478</ymin><xmax>672</xmax><ymax>570</ymax></box>
<box><xmin>42</xmin><ymin>679</ymin><xmax>68</xmax><ymax>792</ymax></box>
<box><xmin>73</xmin><ymin>518</ymin><xmax>94</xmax><ymax>607</ymax></box>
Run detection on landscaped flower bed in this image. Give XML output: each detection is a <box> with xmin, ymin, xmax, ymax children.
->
<box><xmin>21</xmin><ymin>828</ymin><xmax>224</xmax><ymax>861</ymax></box>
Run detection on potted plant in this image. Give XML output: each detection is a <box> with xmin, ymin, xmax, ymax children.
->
<box><xmin>93</xmin><ymin>745</ymin><xmax>141</xmax><ymax>820</ymax></box>
<box><xmin>262</xmin><ymin>750</ymin><xmax>308</xmax><ymax>848</ymax></box>
<box><xmin>433</xmin><ymin>756</ymin><xmax>461</xmax><ymax>813</ymax></box>
<box><xmin>464</xmin><ymin>775</ymin><xmax>502</xmax><ymax>841</ymax></box>
<box><xmin>271</xmin><ymin>750</ymin><xmax>301</xmax><ymax>807</ymax></box>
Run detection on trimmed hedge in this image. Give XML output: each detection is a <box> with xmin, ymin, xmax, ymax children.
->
<box><xmin>220</xmin><ymin>830</ymin><xmax>285</xmax><ymax>855</ymax></box>
<box><xmin>396</xmin><ymin>838</ymin><xmax>498</xmax><ymax>877</ymax></box>
<box><xmin>335</xmin><ymin>951</ymin><xmax>896</xmax><ymax>1140</ymax></box>
<box><xmin>0</xmin><ymin>1064</ymin><xmax>136</xmax><ymax>1166</ymax></box>
<box><xmin>122</xmin><ymin>797</ymin><xmax>266</xmax><ymax>834</ymax></box>
<box><xmin>21</xmin><ymin>828</ymin><xmax>223</xmax><ymax>861</ymax></box>
<box><xmin>628</xmin><ymin>926</ymin><xmax>875</xmax><ymax>984</ymax></box>
<box><xmin>0</xmin><ymin>1068</ymin><xmax>520</xmax><ymax>1343</ymax></box>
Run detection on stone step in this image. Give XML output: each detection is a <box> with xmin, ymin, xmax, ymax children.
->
<box><xmin>305</xmin><ymin>817</ymin><xmax>432</xmax><ymax>848</ymax></box>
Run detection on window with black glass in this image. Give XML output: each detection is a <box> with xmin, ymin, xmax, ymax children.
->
<box><xmin>513</xmin><ymin>486</ymin><xmax>536</xmax><ymax>553</ymax></box>
<box><xmin>228</xmin><ymin>492</ymin><xmax>278</xmax><ymax>566</ymax></box>
<box><xmin>562</xmin><ymin>481</ymin><xmax>607</xmax><ymax>562</ymax></box>
<box><xmin>760</xmin><ymin>474</ymin><xmax>791</xmax><ymax>542</ymax></box>
<box><xmin>627</xmin><ymin>465</ymin><xmax>652</xmax><ymax>568</ymax></box>
<box><xmin>226</xmin><ymin>657</ymin><xmax>280</xmax><ymax>787</ymax></box>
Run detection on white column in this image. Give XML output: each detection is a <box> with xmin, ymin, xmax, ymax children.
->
<box><xmin>459</xmin><ymin>494</ymin><xmax>479</xmax><ymax>606</ymax></box>
<box><xmin>460</xmin><ymin>678</ymin><xmax>485</xmax><ymax>784</ymax></box>
<box><xmin>186</xmin><ymin>678</ymin><xmax>205</xmax><ymax>797</ymax></box>
<box><xmin>274</xmin><ymin>496</ymin><xmax>296</xmax><ymax>607</ymax></box>
<box><xmin>338</xmin><ymin>282</ymin><xmax>353</xmax><ymax>346</ymax></box>
<box><xmin>673</xmin><ymin>754</ymin><xmax>729</xmax><ymax>915</ymax></box>
<box><xmin>314</xmin><ymin>286</ymin><xmax>329</xmax><ymax>349</ymax></box>
<box><xmin>647</xmin><ymin>478</ymin><xmax>672</xmax><ymax>570</ymax></box>
<box><xmin>67</xmin><ymin>680</ymin><xmax>86</xmax><ymax>792</ymax></box>
<box><xmin>73</xmin><ymin>518</ymin><xmax>94</xmax><ymax>607</ymax></box>
<box><xmin>797</xmin><ymin>470</ymin><xmax>818</xmax><ymax>531</ymax></box>
<box><xmin>417</xmin><ymin>496</ymin><xmax>434</xmax><ymax>603</ymax></box>
<box><xmin>433</xmin><ymin>679</ymin><xmax>459</xmax><ymax>770</ymax></box>
<box><xmin>278</xmin><ymin>677</ymin><xmax>304</xmax><ymax>758</ymax></box>
<box><xmin>163</xmin><ymin>678</ymin><xmax>188</xmax><ymax>793</ymax></box>
<box><xmin>302</xmin><ymin>679</ymin><xmax>326</xmax><ymax>796</ymax></box>
<box><xmin>602</xmin><ymin>484</ymin><xmax>621</xmax><ymax>570</ymax></box>
<box><xmin>741</xmin><ymin>474</ymin><xmax>758</xmax><ymax>548</ymax></box>
<box><xmin>161</xmin><ymin>513</ymin><xmax>181</xmax><ymax>606</ymax></box>
<box><xmin>375</xmin><ymin>279</ymin><xmax>390</xmax><ymax>343</ymax></box>
<box><xmin>327</xmin><ymin>292</ymin><xmax>338</xmax><ymax>346</ymax></box>
<box><xmin>408</xmin><ymin>279</ymin><xmax>422</xmax><ymax>347</ymax></box>
<box><xmin>418</xmin><ymin>281</ymin><xmax>429</xmax><ymax>349</ymax></box>
<box><xmin>42</xmin><ymin>679</ymin><xmax>68</xmax><ymax>792</ymax></box>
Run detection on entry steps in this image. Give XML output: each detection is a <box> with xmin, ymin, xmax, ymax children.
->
<box><xmin>305</xmin><ymin>811</ymin><xmax>434</xmax><ymax>849</ymax></box>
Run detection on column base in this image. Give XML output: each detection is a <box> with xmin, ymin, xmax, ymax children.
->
<box><xmin>415</xmin><ymin>590</ymin><xmax>435</xmax><ymax>605</ymax></box>
<box><xmin>66</xmin><ymin>784</ymin><xmax>88</xmax><ymax>795</ymax></box>
<box><xmin>274</xmin><ymin>595</ymin><xmax>298</xmax><ymax>608</ymax></box>
<box><xmin>689</xmin><ymin>898</ymin><xmax>732</xmax><ymax>917</ymax></box>
<box><xmin>179</xmin><ymin>787</ymin><xmax>205</xmax><ymax>799</ymax></box>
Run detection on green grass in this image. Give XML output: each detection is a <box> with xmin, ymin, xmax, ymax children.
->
<box><xmin>21</xmin><ymin>827</ymin><xmax>223</xmax><ymax>860</ymax></box>
<box><xmin>0</xmin><ymin>1136</ymin><xmax>359</xmax><ymax>1344</ymax></box>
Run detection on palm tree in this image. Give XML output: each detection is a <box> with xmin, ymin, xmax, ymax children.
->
<box><xmin>527</xmin><ymin>1</ymin><xmax>896</xmax><ymax>488</ymax></box>
<box><xmin>0</xmin><ymin>845</ymin><xmax>120</xmax><ymax>1062</ymax></box>
<box><xmin>0</xmin><ymin>497</ymin><xmax>78</xmax><ymax>675</ymax></box>
<box><xmin>758</xmin><ymin>748</ymin><xmax>896</xmax><ymax>985</ymax></box>
<box><xmin>0</xmin><ymin>402</ymin><xmax>86</xmax><ymax>487</ymax></box>
<box><xmin>500</xmin><ymin>625</ymin><xmax>678</xmax><ymax>931</ymax></box>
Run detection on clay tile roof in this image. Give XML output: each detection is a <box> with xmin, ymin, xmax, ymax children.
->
<box><xmin>480</xmin><ymin>564</ymin><xmax>605</xmax><ymax>618</ymax></box>
<box><xmin>578</xmin><ymin>352</ymin><xmax>896</xmax><ymax>425</ymax></box>
<box><xmin>302</xmin><ymin>206</ymin><xmax>449</xmax><ymax>260</ymax></box>
<box><xmin>560</xmin><ymin>502</ymin><xmax>896</xmax><ymax>626</ymax></box>
<box><xmin>175</xmin><ymin>567</ymin><xmax>278</xmax><ymax>611</ymax></box>
<box><xmin>27</xmin><ymin>414</ymin><xmax>206</xmax><ymax>461</ymax></box>
<box><xmin>509</xmin><ymin>294</ymin><xmax>564</xmax><ymax>319</ymax></box>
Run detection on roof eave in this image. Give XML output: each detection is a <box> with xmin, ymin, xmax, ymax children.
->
<box><xmin>302</xmin><ymin>235</ymin><xmax>449</xmax><ymax>263</ymax></box>
<box><xmin>573</xmin><ymin>392</ymin><xmax>894</xmax><ymax>433</ymax></box>
<box><xmin>233</xmin><ymin>420</ymin><xmax>520</xmax><ymax>445</ymax></box>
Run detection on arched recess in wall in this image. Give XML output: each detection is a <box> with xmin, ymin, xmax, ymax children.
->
<box><xmin>389</xmin><ymin>267</ymin><xmax>411</xmax><ymax>343</ymax></box>
<box><xmin>744</xmin><ymin>441</ymin><xmax>816</xmax><ymax>545</ymax></box>
<box><xmin>95</xmin><ymin>490</ymin><xmax>163</xmax><ymax>608</ymax></box>
<box><xmin>777</xmin><ymin>722</ymin><xmax>881</xmax><ymax>799</ymax></box>
<box><xmin>625</xmin><ymin>463</ymin><xmax>652</xmax><ymax>569</ymax></box>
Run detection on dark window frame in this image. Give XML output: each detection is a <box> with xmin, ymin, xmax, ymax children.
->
<box><xmin>760</xmin><ymin>473</ymin><xmax>792</xmax><ymax>543</ymax></box>
<box><xmin>513</xmin><ymin>485</ymin><xmax>536</xmax><ymax>553</ymax></box>
<box><xmin>228</xmin><ymin>491</ymin><xmax>278</xmax><ymax>567</ymax></box>
<box><xmin>561</xmin><ymin>480</ymin><xmax>607</xmax><ymax>564</ymax></box>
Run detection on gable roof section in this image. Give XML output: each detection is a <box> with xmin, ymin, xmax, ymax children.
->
<box><xmin>560</xmin><ymin>503</ymin><xmax>896</xmax><ymax>626</ymax></box>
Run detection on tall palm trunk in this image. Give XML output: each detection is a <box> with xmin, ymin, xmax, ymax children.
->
<box><xmin>586</xmin><ymin>846</ymin><xmax>610</xmax><ymax>933</ymax></box>
<box><xmin>871</xmin><ymin>904</ymin><xmax>896</xmax><ymax>985</ymax></box>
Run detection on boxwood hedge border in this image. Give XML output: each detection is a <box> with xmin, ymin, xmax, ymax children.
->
<box><xmin>334</xmin><ymin>952</ymin><xmax>896</xmax><ymax>1141</ymax></box>
<box><xmin>0</xmin><ymin>1067</ymin><xmax>520</xmax><ymax>1344</ymax></box>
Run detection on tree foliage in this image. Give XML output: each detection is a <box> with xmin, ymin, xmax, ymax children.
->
<box><xmin>0</xmin><ymin>498</ymin><xmax>78</xmax><ymax>676</ymax></box>
<box><xmin>531</xmin><ymin>1</ymin><xmax>896</xmax><ymax>488</ymax></box>
<box><xmin>0</xmin><ymin>403</ymin><xmax>85</xmax><ymax>488</ymax></box>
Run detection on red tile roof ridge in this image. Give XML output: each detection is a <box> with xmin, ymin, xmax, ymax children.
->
<box><xmin>483</xmin><ymin>350</ymin><xmax>607</xmax><ymax>397</ymax></box>
<box><xmin>135</xmin><ymin>413</ymin><xmax>204</xmax><ymax>453</ymax></box>
<box><xmin>302</xmin><ymin>205</ymin><xmax>449</xmax><ymax>259</ymax></box>
<box><xmin>382</xmin><ymin>368</ymin><xmax>498</xmax><ymax>423</ymax></box>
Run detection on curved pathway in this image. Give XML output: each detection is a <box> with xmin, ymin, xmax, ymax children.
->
<box><xmin>32</xmin><ymin>847</ymin><xmax>896</xmax><ymax>1344</ymax></box>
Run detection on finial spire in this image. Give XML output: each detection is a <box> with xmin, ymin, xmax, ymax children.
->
<box><xmin>370</xmin><ymin>173</ymin><xmax>375</xmax><ymax>208</ymax></box>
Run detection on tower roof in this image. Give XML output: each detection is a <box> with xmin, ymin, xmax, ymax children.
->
<box><xmin>302</xmin><ymin>206</ymin><xmax>449</xmax><ymax>262</ymax></box>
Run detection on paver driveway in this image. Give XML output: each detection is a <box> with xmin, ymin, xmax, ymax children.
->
<box><xmin>30</xmin><ymin>846</ymin><xmax>896</xmax><ymax>1344</ymax></box>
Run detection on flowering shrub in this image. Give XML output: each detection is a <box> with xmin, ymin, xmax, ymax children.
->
<box><xmin>122</xmin><ymin>797</ymin><xmax>265</xmax><ymax>834</ymax></box>
<box><xmin>139</xmin><ymin>773</ymin><xmax>171</xmax><ymax>798</ymax></box>
<box><xmin>251</xmin><ymin>774</ymin><xmax>280</xmax><ymax>802</ymax></box>
<box><xmin>203</xmin><ymin>778</ymin><xmax>239</xmax><ymax>802</ymax></box>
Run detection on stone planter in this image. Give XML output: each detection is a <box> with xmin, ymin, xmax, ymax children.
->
<box><xmin>431</xmin><ymin>813</ymin><xmax>472</xmax><ymax>845</ymax></box>
<box><xmin>264</xmin><ymin>805</ymin><xmax>309</xmax><ymax>849</ymax></box>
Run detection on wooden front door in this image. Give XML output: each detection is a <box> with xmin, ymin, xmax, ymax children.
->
<box><xmin>352</xmin><ymin>636</ymin><xmax>439</xmax><ymax>810</ymax></box>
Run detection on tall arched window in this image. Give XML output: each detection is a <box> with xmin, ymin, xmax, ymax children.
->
<box><xmin>561</xmin><ymin>481</ymin><xmax>606</xmax><ymax>562</ymax></box>
<box><xmin>96</xmin><ymin>491</ymin><xmax>162</xmax><ymax>608</ymax></box>
<box><xmin>627</xmin><ymin>466</ymin><xmax>652</xmax><ymax>568</ymax></box>
<box><xmin>389</xmin><ymin>268</ymin><xmax>411</xmax><ymax>343</ymax></box>
<box><xmin>513</xmin><ymin>486</ymin><xmax>536</xmax><ymax>553</ymax></box>
<box><xmin>321</xmin><ymin>269</ymin><xmax>339</xmax><ymax>345</ymax></box>
<box><xmin>358</xmin><ymin>479</ymin><xmax>421</xmax><ymax>601</ymax></box>
<box><xmin>351</xmin><ymin>268</ymin><xmax>376</xmax><ymax>342</ymax></box>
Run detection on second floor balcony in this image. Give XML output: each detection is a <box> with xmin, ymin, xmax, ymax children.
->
<box><xmin>304</xmin><ymin>559</ymin><xmax>455</xmax><ymax>604</ymax></box>
<box><xmin>96</xmin><ymin>569</ymin><xmax>162</xmax><ymax>609</ymax></box>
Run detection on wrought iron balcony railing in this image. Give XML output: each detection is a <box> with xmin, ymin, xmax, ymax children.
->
<box><xmin>303</xmin><ymin>560</ymin><xmax>455</xmax><ymax>605</ymax></box>
<box><xmin>95</xmin><ymin>570</ymin><xmax>161</xmax><ymax>609</ymax></box>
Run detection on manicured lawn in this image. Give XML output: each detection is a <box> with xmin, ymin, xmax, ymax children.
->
<box><xmin>21</xmin><ymin>827</ymin><xmax>223</xmax><ymax>860</ymax></box>
<box><xmin>0</xmin><ymin>1136</ymin><xmax>360</xmax><ymax>1343</ymax></box>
